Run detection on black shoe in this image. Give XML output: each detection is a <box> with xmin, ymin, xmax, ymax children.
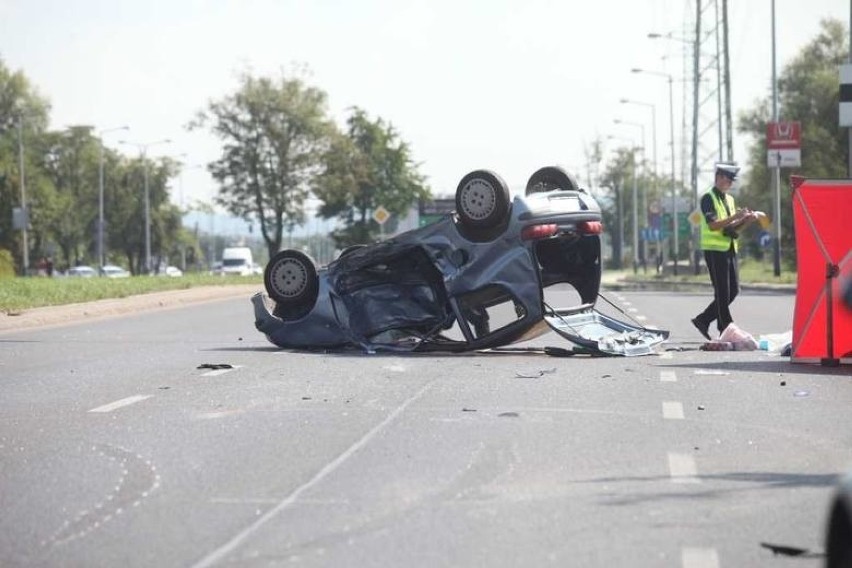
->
<box><xmin>691</xmin><ymin>317</ymin><xmax>711</xmax><ymax>341</ymax></box>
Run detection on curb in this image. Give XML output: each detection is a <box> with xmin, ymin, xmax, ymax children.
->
<box><xmin>603</xmin><ymin>278</ymin><xmax>795</xmax><ymax>294</ymax></box>
<box><xmin>0</xmin><ymin>285</ymin><xmax>260</xmax><ymax>333</ymax></box>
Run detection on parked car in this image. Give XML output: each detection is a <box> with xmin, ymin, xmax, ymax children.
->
<box><xmin>252</xmin><ymin>166</ymin><xmax>668</xmax><ymax>355</ymax></box>
<box><xmin>65</xmin><ymin>265</ymin><xmax>98</xmax><ymax>278</ymax></box>
<box><xmin>826</xmin><ymin>469</ymin><xmax>852</xmax><ymax>568</ymax></box>
<box><xmin>164</xmin><ymin>266</ymin><xmax>183</xmax><ymax>277</ymax></box>
<box><xmin>100</xmin><ymin>265</ymin><xmax>130</xmax><ymax>278</ymax></box>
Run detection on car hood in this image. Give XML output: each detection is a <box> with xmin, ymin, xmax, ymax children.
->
<box><xmin>543</xmin><ymin>304</ymin><xmax>669</xmax><ymax>356</ymax></box>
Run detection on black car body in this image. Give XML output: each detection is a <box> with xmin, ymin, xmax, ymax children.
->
<box><xmin>252</xmin><ymin>166</ymin><xmax>667</xmax><ymax>355</ymax></box>
<box><xmin>826</xmin><ymin>469</ymin><xmax>852</xmax><ymax>568</ymax></box>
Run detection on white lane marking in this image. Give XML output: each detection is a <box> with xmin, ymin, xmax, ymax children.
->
<box><xmin>682</xmin><ymin>547</ymin><xmax>719</xmax><ymax>568</ymax></box>
<box><xmin>662</xmin><ymin>401</ymin><xmax>685</xmax><ymax>420</ymax></box>
<box><xmin>668</xmin><ymin>452</ymin><xmax>700</xmax><ymax>484</ymax></box>
<box><xmin>191</xmin><ymin>380</ymin><xmax>435</xmax><ymax>568</ymax></box>
<box><xmin>88</xmin><ymin>395</ymin><xmax>152</xmax><ymax>413</ymax></box>
<box><xmin>636</xmin><ymin>315</ymin><xmax>648</xmax><ymax>321</ymax></box>
<box><xmin>628</xmin><ymin>307</ymin><xmax>639</xmax><ymax>313</ymax></box>
<box><xmin>660</xmin><ymin>371</ymin><xmax>678</xmax><ymax>382</ymax></box>
<box><xmin>659</xmin><ymin>351</ymin><xmax>674</xmax><ymax>359</ymax></box>
<box><xmin>201</xmin><ymin>365</ymin><xmax>242</xmax><ymax>377</ymax></box>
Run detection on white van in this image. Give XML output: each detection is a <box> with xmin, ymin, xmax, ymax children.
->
<box><xmin>220</xmin><ymin>247</ymin><xmax>254</xmax><ymax>276</ymax></box>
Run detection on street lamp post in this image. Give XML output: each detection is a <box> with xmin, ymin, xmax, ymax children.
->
<box><xmin>620</xmin><ymin>98</ymin><xmax>658</xmax><ymax>274</ymax></box>
<box><xmin>16</xmin><ymin>116</ymin><xmax>29</xmax><ymax>276</ymax></box>
<box><xmin>614</xmin><ymin>119</ymin><xmax>645</xmax><ymax>274</ymax></box>
<box><xmin>97</xmin><ymin>126</ymin><xmax>129</xmax><ymax>269</ymax></box>
<box><xmin>120</xmin><ymin>139</ymin><xmax>171</xmax><ymax>274</ymax></box>
<box><xmin>607</xmin><ymin>134</ymin><xmax>638</xmax><ymax>271</ymax></box>
<box><xmin>619</xmin><ymin>99</ymin><xmax>657</xmax><ymax>216</ymax></box>
<box><xmin>631</xmin><ymin>68</ymin><xmax>679</xmax><ymax>275</ymax></box>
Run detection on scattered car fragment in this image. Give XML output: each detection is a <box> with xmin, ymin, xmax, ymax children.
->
<box><xmin>252</xmin><ymin>166</ymin><xmax>668</xmax><ymax>355</ymax></box>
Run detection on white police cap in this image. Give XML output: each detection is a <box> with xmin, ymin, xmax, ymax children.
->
<box><xmin>715</xmin><ymin>162</ymin><xmax>740</xmax><ymax>179</ymax></box>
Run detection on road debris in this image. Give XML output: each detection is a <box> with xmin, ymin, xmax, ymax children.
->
<box><xmin>515</xmin><ymin>368</ymin><xmax>556</xmax><ymax>379</ymax></box>
<box><xmin>759</xmin><ymin>542</ymin><xmax>820</xmax><ymax>558</ymax></box>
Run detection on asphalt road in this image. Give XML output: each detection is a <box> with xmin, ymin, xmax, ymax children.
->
<box><xmin>1</xmin><ymin>286</ymin><xmax>850</xmax><ymax>567</ymax></box>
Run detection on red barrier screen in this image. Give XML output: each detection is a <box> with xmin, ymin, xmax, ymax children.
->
<box><xmin>791</xmin><ymin>177</ymin><xmax>852</xmax><ymax>365</ymax></box>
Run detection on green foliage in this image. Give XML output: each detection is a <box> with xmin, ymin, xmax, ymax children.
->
<box><xmin>0</xmin><ymin>273</ymin><xmax>260</xmax><ymax>313</ymax></box>
<box><xmin>0</xmin><ymin>57</ymin><xmax>51</xmax><ymax>270</ymax></box>
<box><xmin>190</xmin><ymin>69</ymin><xmax>335</xmax><ymax>261</ymax></box>
<box><xmin>737</xmin><ymin>18</ymin><xmax>848</xmax><ymax>264</ymax></box>
<box><xmin>0</xmin><ymin>248</ymin><xmax>14</xmax><ymax>278</ymax></box>
<box><xmin>0</xmin><ymin>56</ymin><xmax>195</xmax><ymax>275</ymax></box>
<box><xmin>314</xmin><ymin>107</ymin><xmax>431</xmax><ymax>248</ymax></box>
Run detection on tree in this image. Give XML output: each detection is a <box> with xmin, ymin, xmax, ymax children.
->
<box><xmin>314</xmin><ymin>107</ymin><xmax>430</xmax><ymax>247</ymax></box>
<box><xmin>599</xmin><ymin>147</ymin><xmax>640</xmax><ymax>269</ymax></box>
<box><xmin>40</xmin><ymin>126</ymin><xmax>101</xmax><ymax>267</ymax></box>
<box><xmin>737</xmin><ymin>18</ymin><xmax>848</xmax><ymax>265</ymax></box>
<box><xmin>190</xmin><ymin>70</ymin><xmax>335</xmax><ymax>260</ymax></box>
<box><xmin>107</xmin><ymin>155</ymin><xmax>181</xmax><ymax>274</ymax></box>
<box><xmin>0</xmin><ymin>57</ymin><xmax>51</xmax><ymax>273</ymax></box>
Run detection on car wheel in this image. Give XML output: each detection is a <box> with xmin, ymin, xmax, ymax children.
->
<box><xmin>264</xmin><ymin>250</ymin><xmax>319</xmax><ymax>308</ymax></box>
<box><xmin>455</xmin><ymin>170</ymin><xmax>510</xmax><ymax>230</ymax></box>
<box><xmin>526</xmin><ymin>166</ymin><xmax>579</xmax><ymax>196</ymax></box>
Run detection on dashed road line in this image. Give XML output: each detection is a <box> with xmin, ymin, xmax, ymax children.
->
<box><xmin>668</xmin><ymin>452</ymin><xmax>701</xmax><ymax>484</ymax></box>
<box><xmin>660</xmin><ymin>370</ymin><xmax>678</xmax><ymax>382</ymax></box>
<box><xmin>88</xmin><ymin>395</ymin><xmax>152</xmax><ymax>413</ymax></box>
<box><xmin>682</xmin><ymin>547</ymin><xmax>720</xmax><ymax>568</ymax></box>
<box><xmin>662</xmin><ymin>401</ymin><xmax>685</xmax><ymax>420</ymax></box>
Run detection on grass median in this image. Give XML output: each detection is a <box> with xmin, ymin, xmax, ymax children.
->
<box><xmin>621</xmin><ymin>258</ymin><xmax>797</xmax><ymax>285</ymax></box>
<box><xmin>0</xmin><ymin>274</ymin><xmax>263</xmax><ymax>313</ymax></box>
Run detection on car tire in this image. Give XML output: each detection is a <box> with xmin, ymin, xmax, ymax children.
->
<box><xmin>264</xmin><ymin>250</ymin><xmax>319</xmax><ymax>309</ymax></box>
<box><xmin>455</xmin><ymin>170</ymin><xmax>510</xmax><ymax>230</ymax></box>
<box><xmin>525</xmin><ymin>166</ymin><xmax>579</xmax><ymax>196</ymax></box>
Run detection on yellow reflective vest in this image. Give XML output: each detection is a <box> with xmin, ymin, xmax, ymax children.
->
<box><xmin>699</xmin><ymin>188</ymin><xmax>738</xmax><ymax>252</ymax></box>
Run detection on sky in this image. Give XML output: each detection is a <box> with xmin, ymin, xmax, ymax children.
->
<box><xmin>1</xmin><ymin>0</ymin><xmax>848</xmax><ymax>230</ymax></box>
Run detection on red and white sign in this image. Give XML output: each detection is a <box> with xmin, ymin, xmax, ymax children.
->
<box><xmin>766</xmin><ymin>121</ymin><xmax>801</xmax><ymax>167</ymax></box>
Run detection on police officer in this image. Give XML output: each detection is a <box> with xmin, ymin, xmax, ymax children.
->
<box><xmin>691</xmin><ymin>163</ymin><xmax>758</xmax><ymax>340</ymax></box>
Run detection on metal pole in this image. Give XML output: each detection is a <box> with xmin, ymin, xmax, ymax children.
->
<box><xmin>723</xmin><ymin>0</ymin><xmax>734</xmax><ymax>161</ymax></box>
<box><xmin>848</xmin><ymin>0</ymin><xmax>852</xmax><ymax>178</ymax></box>
<box><xmin>144</xmin><ymin>149</ymin><xmax>151</xmax><ymax>274</ymax></box>
<box><xmin>771</xmin><ymin>0</ymin><xmax>782</xmax><ymax>277</ymax></box>
<box><xmin>614</xmin><ymin>120</ymin><xmax>644</xmax><ymax>274</ymax></box>
<box><xmin>650</xmin><ymin>104</ymin><xmax>657</xmax><ymax>220</ymax></box>
<box><xmin>120</xmin><ymin>138</ymin><xmax>169</xmax><ymax>274</ymax></box>
<box><xmin>97</xmin><ymin>126</ymin><xmax>128</xmax><ymax>269</ymax></box>
<box><xmin>98</xmin><ymin>142</ymin><xmax>105</xmax><ymax>269</ymax></box>
<box><xmin>692</xmin><ymin>7</ymin><xmax>702</xmax><ymax>275</ymax></box>
<box><xmin>632</xmin><ymin>151</ymin><xmax>639</xmax><ymax>274</ymax></box>
<box><xmin>669</xmin><ymin>75</ymin><xmax>678</xmax><ymax>275</ymax></box>
<box><xmin>17</xmin><ymin>116</ymin><xmax>29</xmax><ymax>276</ymax></box>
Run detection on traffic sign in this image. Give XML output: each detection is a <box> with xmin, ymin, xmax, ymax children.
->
<box><xmin>766</xmin><ymin>121</ymin><xmax>801</xmax><ymax>167</ymax></box>
<box><xmin>372</xmin><ymin>205</ymin><xmax>390</xmax><ymax>225</ymax></box>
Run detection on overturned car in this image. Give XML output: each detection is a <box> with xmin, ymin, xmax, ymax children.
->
<box><xmin>252</xmin><ymin>166</ymin><xmax>667</xmax><ymax>355</ymax></box>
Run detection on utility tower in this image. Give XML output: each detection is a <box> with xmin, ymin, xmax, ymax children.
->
<box><xmin>689</xmin><ymin>0</ymin><xmax>734</xmax><ymax>202</ymax></box>
<box><xmin>688</xmin><ymin>0</ymin><xmax>734</xmax><ymax>273</ymax></box>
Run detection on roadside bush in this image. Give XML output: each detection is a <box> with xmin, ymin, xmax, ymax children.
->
<box><xmin>0</xmin><ymin>249</ymin><xmax>14</xmax><ymax>279</ymax></box>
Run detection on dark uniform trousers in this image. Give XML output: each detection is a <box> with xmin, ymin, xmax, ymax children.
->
<box><xmin>696</xmin><ymin>246</ymin><xmax>739</xmax><ymax>334</ymax></box>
